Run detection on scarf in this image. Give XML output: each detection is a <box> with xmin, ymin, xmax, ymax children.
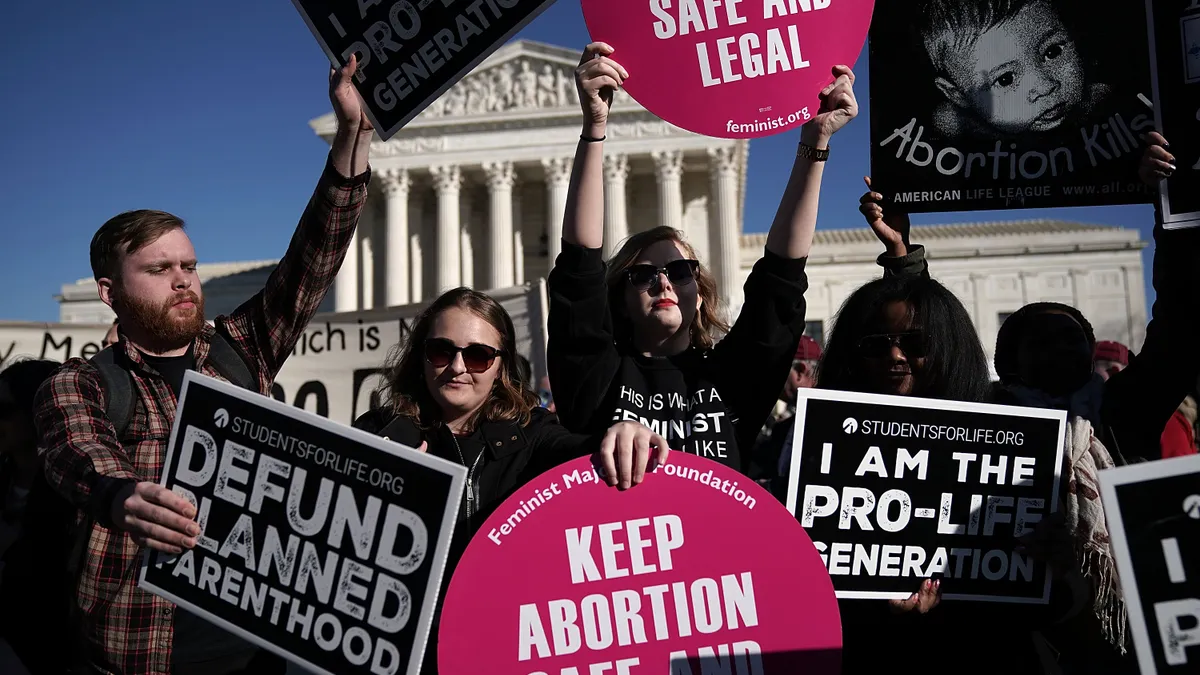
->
<box><xmin>1058</xmin><ymin>417</ymin><xmax>1127</xmax><ymax>651</ymax></box>
<box><xmin>1001</xmin><ymin>380</ymin><xmax>1126</xmax><ymax>652</ymax></box>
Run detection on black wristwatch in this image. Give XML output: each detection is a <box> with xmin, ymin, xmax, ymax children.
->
<box><xmin>796</xmin><ymin>143</ymin><xmax>830</xmax><ymax>162</ymax></box>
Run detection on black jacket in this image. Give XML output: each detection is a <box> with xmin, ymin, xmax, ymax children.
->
<box><xmin>352</xmin><ymin>407</ymin><xmax>596</xmax><ymax>570</ymax></box>
<box><xmin>547</xmin><ymin>241</ymin><xmax>809</xmax><ymax>474</ymax></box>
<box><xmin>352</xmin><ymin>407</ymin><xmax>595</xmax><ymax>674</ymax></box>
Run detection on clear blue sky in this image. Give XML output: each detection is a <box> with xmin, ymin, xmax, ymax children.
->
<box><xmin>0</xmin><ymin>0</ymin><xmax>1157</xmax><ymax>322</ymax></box>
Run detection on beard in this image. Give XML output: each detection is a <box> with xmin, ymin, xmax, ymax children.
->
<box><xmin>113</xmin><ymin>286</ymin><xmax>206</xmax><ymax>352</ymax></box>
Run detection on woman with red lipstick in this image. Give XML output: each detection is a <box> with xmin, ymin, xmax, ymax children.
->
<box><xmin>547</xmin><ymin>41</ymin><xmax>857</xmax><ymax>488</ymax></box>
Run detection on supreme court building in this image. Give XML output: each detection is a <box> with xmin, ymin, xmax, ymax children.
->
<box><xmin>55</xmin><ymin>40</ymin><xmax>1149</xmax><ymax>366</ymax></box>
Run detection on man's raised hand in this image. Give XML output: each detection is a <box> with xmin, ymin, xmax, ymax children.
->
<box><xmin>330</xmin><ymin>53</ymin><xmax>374</xmax><ymax>135</ymax></box>
<box><xmin>111</xmin><ymin>481</ymin><xmax>200</xmax><ymax>554</ymax></box>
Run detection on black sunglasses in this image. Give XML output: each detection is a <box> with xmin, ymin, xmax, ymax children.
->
<box><xmin>423</xmin><ymin>338</ymin><xmax>503</xmax><ymax>373</ymax></box>
<box><xmin>626</xmin><ymin>259</ymin><xmax>700</xmax><ymax>291</ymax></box>
<box><xmin>857</xmin><ymin>331</ymin><xmax>927</xmax><ymax>358</ymax></box>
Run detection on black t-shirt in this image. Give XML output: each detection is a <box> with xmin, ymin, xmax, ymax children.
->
<box><xmin>546</xmin><ymin>242</ymin><xmax>809</xmax><ymax>474</ymax></box>
<box><xmin>139</xmin><ymin>348</ymin><xmax>259</xmax><ymax>672</ymax></box>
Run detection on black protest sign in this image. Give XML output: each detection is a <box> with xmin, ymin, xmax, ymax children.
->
<box><xmin>1147</xmin><ymin>0</ymin><xmax>1200</xmax><ymax>229</ymax></box>
<box><xmin>291</xmin><ymin>0</ymin><xmax>558</xmax><ymax>140</ymax></box>
<box><xmin>867</xmin><ymin>0</ymin><xmax>1156</xmax><ymax>213</ymax></box>
<box><xmin>1100</xmin><ymin>454</ymin><xmax>1200</xmax><ymax>674</ymax></box>
<box><xmin>138</xmin><ymin>373</ymin><xmax>466</xmax><ymax>675</ymax></box>
<box><xmin>783</xmin><ymin>389</ymin><xmax>1066</xmax><ymax>603</ymax></box>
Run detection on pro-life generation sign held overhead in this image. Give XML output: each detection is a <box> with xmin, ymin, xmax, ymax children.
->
<box><xmin>292</xmin><ymin>0</ymin><xmax>558</xmax><ymax>140</ymax></box>
<box><xmin>784</xmin><ymin>389</ymin><xmax>1066</xmax><ymax>603</ymax></box>
<box><xmin>138</xmin><ymin>373</ymin><xmax>466</xmax><ymax>675</ymax></box>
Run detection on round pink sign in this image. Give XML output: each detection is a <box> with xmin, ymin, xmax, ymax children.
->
<box><xmin>581</xmin><ymin>0</ymin><xmax>873</xmax><ymax>139</ymax></box>
<box><xmin>438</xmin><ymin>453</ymin><xmax>841</xmax><ymax>675</ymax></box>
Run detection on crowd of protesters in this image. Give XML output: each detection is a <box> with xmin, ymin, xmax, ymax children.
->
<box><xmin>0</xmin><ymin>40</ymin><xmax>1192</xmax><ymax>675</ymax></box>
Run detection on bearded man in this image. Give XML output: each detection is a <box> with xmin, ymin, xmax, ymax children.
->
<box><xmin>33</xmin><ymin>57</ymin><xmax>374</xmax><ymax>675</ymax></box>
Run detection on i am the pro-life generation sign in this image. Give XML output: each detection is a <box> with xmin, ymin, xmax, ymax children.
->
<box><xmin>291</xmin><ymin>0</ymin><xmax>558</xmax><ymax>140</ymax></box>
<box><xmin>784</xmin><ymin>389</ymin><xmax>1066</xmax><ymax>603</ymax></box>
<box><xmin>581</xmin><ymin>0</ymin><xmax>873</xmax><ymax>139</ymax></box>
<box><xmin>138</xmin><ymin>373</ymin><xmax>466</xmax><ymax>675</ymax></box>
<box><xmin>1146</xmin><ymin>0</ymin><xmax>1200</xmax><ymax>229</ymax></box>
<box><xmin>1100</xmin><ymin>454</ymin><xmax>1200</xmax><ymax>674</ymax></box>
<box><xmin>438</xmin><ymin>453</ymin><xmax>842</xmax><ymax>675</ymax></box>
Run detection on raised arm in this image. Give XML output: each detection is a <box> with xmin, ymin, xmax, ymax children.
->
<box><xmin>1103</xmin><ymin>132</ymin><xmax>1200</xmax><ymax>460</ymax></box>
<box><xmin>222</xmin><ymin>58</ymin><xmax>373</xmax><ymax>379</ymax></box>
<box><xmin>764</xmin><ymin>66</ymin><xmax>858</xmax><ymax>259</ymax></box>
<box><xmin>860</xmin><ymin>176</ymin><xmax>929</xmax><ymax>278</ymax></box>
<box><xmin>562</xmin><ymin>42</ymin><xmax>627</xmax><ymax>250</ymax></box>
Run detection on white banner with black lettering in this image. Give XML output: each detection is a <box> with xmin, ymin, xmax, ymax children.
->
<box><xmin>273</xmin><ymin>281</ymin><xmax>546</xmax><ymax>426</ymax></box>
<box><xmin>1100</xmin><ymin>453</ymin><xmax>1200</xmax><ymax>674</ymax></box>
<box><xmin>784</xmin><ymin>389</ymin><xmax>1066</xmax><ymax>603</ymax></box>
<box><xmin>138</xmin><ymin>372</ymin><xmax>466</xmax><ymax>675</ymax></box>
<box><xmin>0</xmin><ymin>322</ymin><xmax>110</xmax><ymax>369</ymax></box>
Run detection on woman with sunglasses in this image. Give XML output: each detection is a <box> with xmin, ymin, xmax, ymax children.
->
<box><xmin>547</xmin><ymin>41</ymin><xmax>858</xmax><ymax>488</ymax></box>
<box><xmin>352</xmin><ymin>287</ymin><xmax>663</xmax><ymax>673</ymax></box>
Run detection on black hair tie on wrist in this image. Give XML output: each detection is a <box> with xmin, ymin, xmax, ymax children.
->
<box><xmin>581</xmin><ymin>134</ymin><xmax>606</xmax><ymax>143</ymax></box>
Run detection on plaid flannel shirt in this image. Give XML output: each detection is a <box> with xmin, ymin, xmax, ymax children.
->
<box><xmin>33</xmin><ymin>156</ymin><xmax>370</xmax><ymax>675</ymax></box>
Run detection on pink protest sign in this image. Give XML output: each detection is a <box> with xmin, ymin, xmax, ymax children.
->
<box><xmin>438</xmin><ymin>453</ymin><xmax>841</xmax><ymax>675</ymax></box>
<box><xmin>581</xmin><ymin>0</ymin><xmax>874</xmax><ymax>139</ymax></box>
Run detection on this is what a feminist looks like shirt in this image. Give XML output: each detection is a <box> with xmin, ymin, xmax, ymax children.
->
<box><xmin>547</xmin><ymin>241</ymin><xmax>810</xmax><ymax>474</ymax></box>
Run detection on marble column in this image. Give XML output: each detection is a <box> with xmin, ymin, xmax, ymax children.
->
<box><xmin>653</xmin><ymin>150</ymin><xmax>685</xmax><ymax>232</ymax></box>
<box><xmin>969</xmin><ymin>274</ymin><xmax>985</xmax><ymax>327</ymax></box>
<box><xmin>334</xmin><ymin>225</ymin><xmax>360</xmax><ymax>312</ymax></box>
<box><xmin>1120</xmin><ymin>266</ymin><xmax>1136</xmax><ymax>346</ymax></box>
<box><xmin>602</xmin><ymin>154</ymin><xmax>630</xmax><ymax>258</ymax></box>
<box><xmin>409</xmin><ymin>198</ymin><xmax>424</xmax><ymax>303</ymax></box>
<box><xmin>380</xmin><ymin>168</ymin><xmax>411</xmax><ymax>307</ymax></box>
<box><xmin>708</xmin><ymin>146</ymin><xmax>741</xmax><ymax>307</ymax></box>
<box><xmin>461</xmin><ymin>190</ymin><xmax>475</xmax><ymax>289</ymax></box>
<box><xmin>361</xmin><ymin>231</ymin><xmax>375</xmax><ymax>310</ymax></box>
<box><xmin>542</xmin><ymin>157</ymin><xmax>572</xmax><ymax>263</ymax></box>
<box><xmin>1069</xmin><ymin>269</ymin><xmax>1083</xmax><ymax>308</ymax></box>
<box><xmin>513</xmin><ymin>184</ymin><xmax>525</xmax><ymax>285</ymax></box>
<box><xmin>430</xmin><ymin>165</ymin><xmax>462</xmax><ymax>293</ymax></box>
<box><xmin>485</xmin><ymin>161</ymin><xmax>516</xmax><ymax>289</ymax></box>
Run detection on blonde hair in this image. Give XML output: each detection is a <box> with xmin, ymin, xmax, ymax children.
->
<box><xmin>604</xmin><ymin>226</ymin><xmax>730</xmax><ymax>350</ymax></box>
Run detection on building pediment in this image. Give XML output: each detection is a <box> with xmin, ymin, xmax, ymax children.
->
<box><xmin>311</xmin><ymin>40</ymin><xmax>645</xmax><ymax>138</ymax></box>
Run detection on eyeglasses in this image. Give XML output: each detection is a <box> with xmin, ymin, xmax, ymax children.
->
<box><xmin>423</xmin><ymin>338</ymin><xmax>503</xmax><ymax>373</ymax></box>
<box><xmin>857</xmin><ymin>331</ymin><xmax>927</xmax><ymax>358</ymax></box>
<box><xmin>625</xmin><ymin>259</ymin><xmax>699</xmax><ymax>291</ymax></box>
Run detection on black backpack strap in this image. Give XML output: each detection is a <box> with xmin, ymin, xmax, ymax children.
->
<box><xmin>206</xmin><ymin>333</ymin><xmax>257</xmax><ymax>391</ymax></box>
<box><xmin>88</xmin><ymin>346</ymin><xmax>135</xmax><ymax>441</ymax></box>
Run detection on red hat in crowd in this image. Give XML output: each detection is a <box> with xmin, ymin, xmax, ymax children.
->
<box><xmin>795</xmin><ymin>335</ymin><xmax>822</xmax><ymax>361</ymax></box>
<box><xmin>1094</xmin><ymin>340</ymin><xmax>1130</xmax><ymax>366</ymax></box>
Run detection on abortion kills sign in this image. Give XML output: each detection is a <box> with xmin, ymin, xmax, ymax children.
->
<box><xmin>138</xmin><ymin>373</ymin><xmax>466</xmax><ymax>675</ymax></box>
<box><xmin>784</xmin><ymin>389</ymin><xmax>1066</xmax><ymax>603</ymax></box>
<box><xmin>1100</xmin><ymin>454</ymin><xmax>1200</xmax><ymax>674</ymax></box>
<box><xmin>439</xmin><ymin>453</ymin><xmax>841</xmax><ymax>675</ymax></box>
<box><xmin>1146</xmin><ymin>0</ymin><xmax>1200</xmax><ymax>229</ymax></box>
<box><xmin>868</xmin><ymin>0</ymin><xmax>1154</xmax><ymax>213</ymax></box>
<box><xmin>292</xmin><ymin>0</ymin><xmax>558</xmax><ymax>139</ymax></box>
<box><xmin>581</xmin><ymin>0</ymin><xmax>873</xmax><ymax>139</ymax></box>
